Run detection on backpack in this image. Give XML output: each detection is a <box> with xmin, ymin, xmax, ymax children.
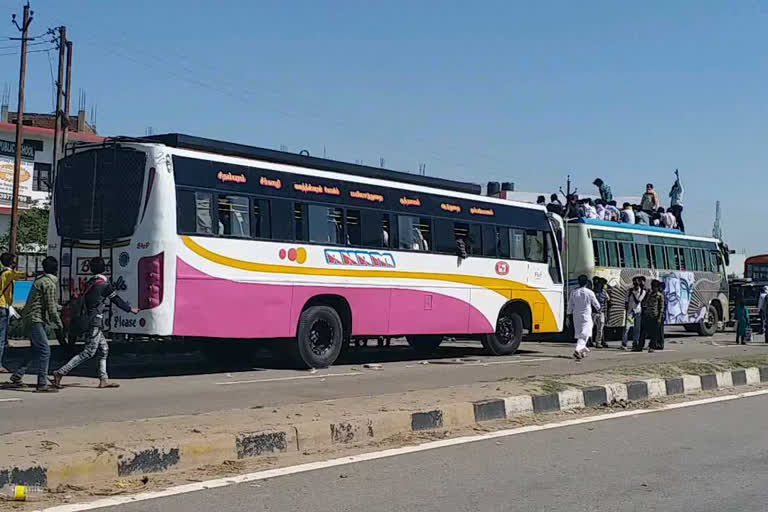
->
<box><xmin>62</xmin><ymin>276</ymin><xmax>107</xmax><ymax>339</ymax></box>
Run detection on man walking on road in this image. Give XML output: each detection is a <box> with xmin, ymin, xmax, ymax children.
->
<box><xmin>758</xmin><ymin>286</ymin><xmax>768</xmax><ymax>335</ymax></box>
<box><xmin>0</xmin><ymin>252</ymin><xmax>29</xmax><ymax>373</ymax></box>
<box><xmin>4</xmin><ymin>257</ymin><xmax>62</xmax><ymax>392</ymax></box>
<box><xmin>53</xmin><ymin>257</ymin><xmax>138</xmax><ymax>389</ymax></box>
<box><xmin>567</xmin><ymin>275</ymin><xmax>601</xmax><ymax>360</ymax></box>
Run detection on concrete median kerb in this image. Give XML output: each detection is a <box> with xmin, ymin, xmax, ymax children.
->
<box><xmin>1</xmin><ymin>366</ymin><xmax>765</xmax><ymax>488</ymax></box>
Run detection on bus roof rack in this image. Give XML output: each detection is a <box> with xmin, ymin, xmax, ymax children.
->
<box><xmin>140</xmin><ymin>133</ymin><xmax>482</xmax><ymax>196</ymax></box>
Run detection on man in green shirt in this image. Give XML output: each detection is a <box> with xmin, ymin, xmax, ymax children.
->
<box><xmin>4</xmin><ymin>256</ymin><xmax>62</xmax><ymax>392</ymax></box>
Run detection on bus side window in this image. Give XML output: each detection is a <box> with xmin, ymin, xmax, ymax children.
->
<box><xmin>546</xmin><ymin>233</ymin><xmax>562</xmax><ymax>283</ymax></box>
<box><xmin>252</xmin><ymin>199</ymin><xmax>271</xmax><ymax>239</ymax></box>
<box><xmin>497</xmin><ymin>226</ymin><xmax>511</xmax><ymax>259</ymax></box>
<box><xmin>177</xmin><ymin>189</ymin><xmax>213</xmax><ymax>235</ymax></box>
<box><xmin>636</xmin><ymin>244</ymin><xmax>650</xmax><ymax>268</ymax></box>
<box><xmin>621</xmin><ymin>242</ymin><xmax>635</xmax><ymax>268</ymax></box>
<box><xmin>217</xmin><ymin>195</ymin><xmax>251</xmax><ymax>238</ymax></box>
<box><xmin>525</xmin><ymin>230</ymin><xmax>546</xmax><ymax>263</ymax></box>
<box><xmin>433</xmin><ymin>218</ymin><xmax>456</xmax><ymax>254</ymax></box>
<box><xmin>510</xmin><ymin>229</ymin><xmax>525</xmax><ymax>260</ymax></box>
<box><xmin>294</xmin><ymin>203</ymin><xmax>307</xmax><ymax>242</ymax></box>
<box><xmin>683</xmin><ymin>248</ymin><xmax>693</xmax><ymax>271</ymax></box>
<box><xmin>307</xmin><ymin>205</ymin><xmax>344</xmax><ymax>245</ymax></box>
<box><xmin>694</xmin><ymin>249</ymin><xmax>703</xmax><ymax>271</ymax></box>
<box><xmin>653</xmin><ymin>245</ymin><xmax>666</xmax><ymax>269</ymax></box>
<box><xmin>607</xmin><ymin>242</ymin><xmax>619</xmax><ymax>267</ymax></box>
<box><xmin>346</xmin><ymin>209</ymin><xmax>362</xmax><ymax>246</ymax></box>
<box><xmin>357</xmin><ymin>210</ymin><xmax>389</xmax><ymax>248</ymax></box>
<box><xmin>481</xmin><ymin>224</ymin><xmax>497</xmax><ymax>257</ymax></box>
<box><xmin>665</xmin><ymin>246</ymin><xmax>676</xmax><ymax>270</ymax></box>
<box><xmin>270</xmin><ymin>199</ymin><xmax>295</xmax><ymax>241</ymax></box>
<box><xmin>398</xmin><ymin>215</ymin><xmax>431</xmax><ymax>251</ymax></box>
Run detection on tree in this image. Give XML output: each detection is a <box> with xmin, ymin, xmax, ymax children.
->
<box><xmin>0</xmin><ymin>206</ymin><xmax>49</xmax><ymax>253</ymax></box>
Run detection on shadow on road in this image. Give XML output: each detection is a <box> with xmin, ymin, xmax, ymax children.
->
<box><xmin>2</xmin><ymin>339</ymin><xmax>548</xmax><ymax>380</ymax></box>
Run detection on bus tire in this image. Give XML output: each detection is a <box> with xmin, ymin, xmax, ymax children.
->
<box><xmin>482</xmin><ymin>311</ymin><xmax>524</xmax><ymax>356</ymax></box>
<box><xmin>293</xmin><ymin>306</ymin><xmax>344</xmax><ymax>369</ymax></box>
<box><xmin>406</xmin><ymin>335</ymin><xmax>443</xmax><ymax>354</ymax></box>
<box><xmin>697</xmin><ymin>305</ymin><xmax>719</xmax><ymax>337</ymax></box>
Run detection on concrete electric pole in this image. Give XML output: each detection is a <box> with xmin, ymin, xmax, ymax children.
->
<box><xmin>8</xmin><ymin>2</ymin><xmax>34</xmax><ymax>256</ymax></box>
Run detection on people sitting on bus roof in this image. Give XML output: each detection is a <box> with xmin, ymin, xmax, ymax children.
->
<box><xmin>546</xmin><ymin>193</ymin><xmax>564</xmax><ymax>216</ymax></box>
<box><xmin>566</xmin><ymin>194</ymin><xmax>581</xmax><ymax>219</ymax></box>
<box><xmin>660</xmin><ymin>207</ymin><xmax>677</xmax><ymax>229</ymax></box>
<box><xmin>606</xmin><ymin>200</ymin><xmax>621</xmax><ymax>222</ymax></box>
<box><xmin>593</xmin><ymin>178</ymin><xmax>613</xmax><ymax>204</ymax></box>
<box><xmin>537</xmin><ymin>195</ymin><xmax>546</xmax><ymax>206</ymax></box>
<box><xmin>620</xmin><ymin>203</ymin><xmax>635</xmax><ymax>224</ymax></box>
<box><xmin>635</xmin><ymin>206</ymin><xmax>651</xmax><ymax>225</ymax></box>
<box><xmin>581</xmin><ymin>198</ymin><xmax>598</xmax><ymax>219</ymax></box>
<box><xmin>640</xmin><ymin>183</ymin><xmax>660</xmax><ymax>213</ymax></box>
<box><xmin>594</xmin><ymin>199</ymin><xmax>607</xmax><ymax>220</ymax></box>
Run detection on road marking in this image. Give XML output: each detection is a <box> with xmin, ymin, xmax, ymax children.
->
<box><xmin>215</xmin><ymin>372</ymin><xmax>361</xmax><ymax>385</ymax></box>
<box><xmin>38</xmin><ymin>387</ymin><xmax>768</xmax><ymax>512</ymax></box>
<box><xmin>0</xmin><ymin>398</ymin><xmax>21</xmax><ymax>403</ymax></box>
<box><xmin>405</xmin><ymin>357</ymin><xmax>552</xmax><ymax>368</ymax></box>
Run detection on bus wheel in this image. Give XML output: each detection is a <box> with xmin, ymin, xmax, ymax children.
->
<box><xmin>697</xmin><ymin>305</ymin><xmax>719</xmax><ymax>337</ymax></box>
<box><xmin>294</xmin><ymin>306</ymin><xmax>344</xmax><ymax>369</ymax></box>
<box><xmin>406</xmin><ymin>335</ymin><xmax>443</xmax><ymax>354</ymax></box>
<box><xmin>482</xmin><ymin>312</ymin><xmax>524</xmax><ymax>356</ymax></box>
<box><xmin>683</xmin><ymin>324</ymin><xmax>699</xmax><ymax>333</ymax></box>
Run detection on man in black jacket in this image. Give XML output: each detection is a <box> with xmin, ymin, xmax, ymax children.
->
<box><xmin>53</xmin><ymin>257</ymin><xmax>138</xmax><ymax>389</ymax></box>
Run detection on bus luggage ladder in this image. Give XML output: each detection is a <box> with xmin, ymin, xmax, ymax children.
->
<box><xmin>59</xmin><ymin>240</ymin><xmax>75</xmax><ymax>304</ymax></box>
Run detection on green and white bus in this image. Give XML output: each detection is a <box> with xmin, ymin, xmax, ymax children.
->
<box><xmin>564</xmin><ymin>219</ymin><xmax>729</xmax><ymax>336</ymax></box>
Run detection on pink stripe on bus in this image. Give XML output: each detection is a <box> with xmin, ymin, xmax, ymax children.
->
<box><xmin>173</xmin><ymin>259</ymin><xmax>494</xmax><ymax>338</ymax></box>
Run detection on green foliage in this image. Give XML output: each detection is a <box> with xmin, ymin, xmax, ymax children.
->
<box><xmin>0</xmin><ymin>206</ymin><xmax>49</xmax><ymax>252</ymax></box>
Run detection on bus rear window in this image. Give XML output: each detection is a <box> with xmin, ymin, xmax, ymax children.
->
<box><xmin>56</xmin><ymin>147</ymin><xmax>146</xmax><ymax>240</ymax></box>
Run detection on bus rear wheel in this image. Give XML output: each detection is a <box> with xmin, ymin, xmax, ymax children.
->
<box><xmin>406</xmin><ymin>335</ymin><xmax>443</xmax><ymax>354</ymax></box>
<box><xmin>293</xmin><ymin>306</ymin><xmax>344</xmax><ymax>369</ymax></box>
<box><xmin>481</xmin><ymin>311</ymin><xmax>524</xmax><ymax>356</ymax></box>
<box><xmin>697</xmin><ymin>305</ymin><xmax>719</xmax><ymax>337</ymax></box>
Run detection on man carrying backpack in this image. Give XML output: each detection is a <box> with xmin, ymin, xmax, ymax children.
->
<box><xmin>52</xmin><ymin>257</ymin><xmax>138</xmax><ymax>389</ymax></box>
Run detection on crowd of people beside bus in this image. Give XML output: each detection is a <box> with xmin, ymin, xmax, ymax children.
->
<box><xmin>567</xmin><ymin>274</ymin><xmax>668</xmax><ymax>359</ymax></box>
<box><xmin>539</xmin><ymin>169</ymin><xmax>686</xmax><ymax>232</ymax></box>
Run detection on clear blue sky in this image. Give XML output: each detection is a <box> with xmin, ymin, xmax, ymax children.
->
<box><xmin>1</xmin><ymin>0</ymin><xmax>765</xmax><ymax>254</ymax></box>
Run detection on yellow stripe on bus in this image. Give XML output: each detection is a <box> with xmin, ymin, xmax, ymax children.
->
<box><xmin>181</xmin><ymin>236</ymin><xmax>561</xmax><ymax>332</ymax></box>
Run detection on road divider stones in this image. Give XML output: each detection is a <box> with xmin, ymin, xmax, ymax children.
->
<box><xmin>4</xmin><ymin>366</ymin><xmax>768</xmax><ymax>490</ymax></box>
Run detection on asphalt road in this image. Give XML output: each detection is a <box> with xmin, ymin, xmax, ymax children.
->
<box><xmin>0</xmin><ymin>329</ymin><xmax>765</xmax><ymax>433</ymax></box>
<box><xmin>100</xmin><ymin>392</ymin><xmax>768</xmax><ymax>512</ymax></box>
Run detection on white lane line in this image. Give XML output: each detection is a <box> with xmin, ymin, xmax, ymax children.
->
<box><xmin>38</xmin><ymin>387</ymin><xmax>768</xmax><ymax>512</ymax></box>
<box><xmin>0</xmin><ymin>398</ymin><xmax>21</xmax><ymax>403</ymax></box>
<box><xmin>405</xmin><ymin>357</ymin><xmax>552</xmax><ymax>368</ymax></box>
<box><xmin>215</xmin><ymin>372</ymin><xmax>362</xmax><ymax>385</ymax></box>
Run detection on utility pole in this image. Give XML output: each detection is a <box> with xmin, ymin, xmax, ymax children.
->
<box><xmin>8</xmin><ymin>3</ymin><xmax>34</xmax><ymax>256</ymax></box>
<box><xmin>51</xmin><ymin>25</ymin><xmax>65</xmax><ymax>184</ymax></box>
<box><xmin>61</xmin><ymin>40</ymin><xmax>72</xmax><ymax>154</ymax></box>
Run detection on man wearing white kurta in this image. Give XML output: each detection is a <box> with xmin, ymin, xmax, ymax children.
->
<box><xmin>567</xmin><ymin>275</ymin><xmax>601</xmax><ymax>359</ymax></box>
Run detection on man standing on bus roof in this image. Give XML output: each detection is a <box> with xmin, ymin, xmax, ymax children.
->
<box><xmin>640</xmin><ymin>183</ymin><xmax>660</xmax><ymax>213</ymax></box>
<box><xmin>567</xmin><ymin>275</ymin><xmax>601</xmax><ymax>360</ymax></box>
<box><xmin>593</xmin><ymin>178</ymin><xmax>613</xmax><ymax>203</ymax></box>
<box><xmin>669</xmin><ymin>169</ymin><xmax>685</xmax><ymax>233</ymax></box>
<box><xmin>52</xmin><ymin>257</ymin><xmax>138</xmax><ymax>389</ymax></box>
<box><xmin>0</xmin><ymin>252</ymin><xmax>30</xmax><ymax>374</ymax></box>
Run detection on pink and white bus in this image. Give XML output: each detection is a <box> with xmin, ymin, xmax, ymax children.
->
<box><xmin>49</xmin><ymin>135</ymin><xmax>564</xmax><ymax>367</ymax></box>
